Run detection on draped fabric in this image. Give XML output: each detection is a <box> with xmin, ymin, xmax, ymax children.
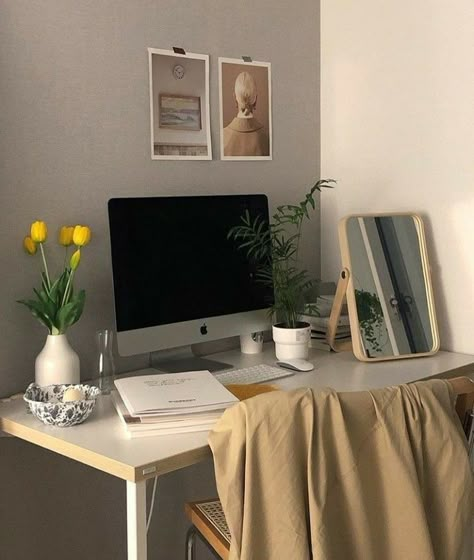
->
<box><xmin>209</xmin><ymin>380</ymin><xmax>472</xmax><ymax>560</ymax></box>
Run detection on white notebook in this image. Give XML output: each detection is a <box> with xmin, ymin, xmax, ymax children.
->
<box><xmin>114</xmin><ymin>370</ymin><xmax>238</xmax><ymax>417</ymax></box>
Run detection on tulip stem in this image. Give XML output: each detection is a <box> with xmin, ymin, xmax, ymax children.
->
<box><xmin>39</xmin><ymin>243</ymin><xmax>51</xmax><ymax>292</ymax></box>
<box><xmin>62</xmin><ymin>269</ymin><xmax>75</xmax><ymax>307</ymax></box>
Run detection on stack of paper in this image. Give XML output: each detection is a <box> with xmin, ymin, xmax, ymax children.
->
<box><xmin>112</xmin><ymin>371</ymin><xmax>238</xmax><ymax>438</ymax></box>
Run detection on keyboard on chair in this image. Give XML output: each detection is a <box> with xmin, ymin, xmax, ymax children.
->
<box><xmin>214</xmin><ymin>364</ymin><xmax>294</xmax><ymax>385</ymax></box>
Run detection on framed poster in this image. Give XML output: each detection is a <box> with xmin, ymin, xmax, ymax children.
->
<box><xmin>159</xmin><ymin>94</ymin><xmax>201</xmax><ymax>131</ymax></box>
<box><xmin>219</xmin><ymin>58</ymin><xmax>272</xmax><ymax>161</ymax></box>
<box><xmin>148</xmin><ymin>48</ymin><xmax>212</xmax><ymax>160</ymax></box>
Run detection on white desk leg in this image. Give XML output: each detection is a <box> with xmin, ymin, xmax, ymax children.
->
<box><xmin>127</xmin><ymin>480</ymin><xmax>147</xmax><ymax>560</ymax></box>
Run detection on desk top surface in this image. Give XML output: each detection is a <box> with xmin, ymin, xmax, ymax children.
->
<box><xmin>1</xmin><ymin>345</ymin><xmax>473</xmax><ymax>482</ymax></box>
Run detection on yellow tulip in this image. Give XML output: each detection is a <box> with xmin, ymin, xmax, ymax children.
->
<box><xmin>59</xmin><ymin>226</ymin><xmax>74</xmax><ymax>247</ymax></box>
<box><xmin>30</xmin><ymin>221</ymin><xmax>48</xmax><ymax>243</ymax></box>
<box><xmin>70</xmin><ymin>249</ymin><xmax>81</xmax><ymax>270</ymax></box>
<box><xmin>23</xmin><ymin>236</ymin><xmax>37</xmax><ymax>255</ymax></box>
<box><xmin>73</xmin><ymin>225</ymin><xmax>92</xmax><ymax>247</ymax></box>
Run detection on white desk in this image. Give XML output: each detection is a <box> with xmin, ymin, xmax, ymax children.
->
<box><xmin>1</xmin><ymin>345</ymin><xmax>473</xmax><ymax>559</ymax></box>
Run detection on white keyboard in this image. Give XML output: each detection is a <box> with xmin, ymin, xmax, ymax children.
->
<box><xmin>215</xmin><ymin>364</ymin><xmax>294</xmax><ymax>385</ymax></box>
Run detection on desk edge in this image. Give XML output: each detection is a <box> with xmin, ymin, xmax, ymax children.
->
<box><xmin>0</xmin><ymin>417</ymin><xmax>136</xmax><ymax>481</ymax></box>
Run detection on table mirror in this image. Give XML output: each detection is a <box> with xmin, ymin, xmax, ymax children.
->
<box><xmin>328</xmin><ymin>213</ymin><xmax>439</xmax><ymax>362</ymax></box>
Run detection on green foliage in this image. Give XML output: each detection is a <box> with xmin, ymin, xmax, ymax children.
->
<box><xmin>354</xmin><ymin>288</ymin><xmax>385</xmax><ymax>352</ymax></box>
<box><xmin>228</xmin><ymin>179</ymin><xmax>335</xmax><ymax>328</ymax></box>
<box><xmin>18</xmin><ymin>267</ymin><xmax>85</xmax><ymax>335</ymax></box>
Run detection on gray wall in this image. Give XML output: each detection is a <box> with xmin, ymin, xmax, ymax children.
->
<box><xmin>0</xmin><ymin>1</ymin><xmax>320</xmax><ymax>558</ymax></box>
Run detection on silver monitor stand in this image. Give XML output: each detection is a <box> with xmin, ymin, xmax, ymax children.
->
<box><xmin>150</xmin><ymin>346</ymin><xmax>233</xmax><ymax>373</ymax></box>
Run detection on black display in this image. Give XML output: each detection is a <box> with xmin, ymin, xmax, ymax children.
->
<box><xmin>108</xmin><ymin>195</ymin><xmax>273</xmax><ymax>333</ymax></box>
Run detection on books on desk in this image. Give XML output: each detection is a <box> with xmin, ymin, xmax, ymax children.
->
<box><xmin>300</xmin><ymin>311</ymin><xmax>350</xmax><ymax>329</ymax></box>
<box><xmin>300</xmin><ymin>310</ymin><xmax>351</xmax><ymax>352</ymax></box>
<box><xmin>111</xmin><ymin>391</ymin><xmax>227</xmax><ymax>438</ymax></box>
<box><xmin>309</xmin><ymin>331</ymin><xmax>351</xmax><ymax>352</ymax></box>
<box><xmin>112</xmin><ymin>371</ymin><xmax>238</xmax><ymax>438</ymax></box>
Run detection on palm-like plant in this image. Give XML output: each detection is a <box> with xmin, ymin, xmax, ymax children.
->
<box><xmin>228</xmin><ymin>179</ymin><xmax>335</xmax><ymax>328</ymax></box>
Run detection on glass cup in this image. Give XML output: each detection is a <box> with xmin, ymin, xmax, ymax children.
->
<box><xmin>96</xmin><ymin>329</ymin><xmax>116</xmax><ymax>395</ymax></box>
<box><xmin>240</xmin><ymin>331</ymin><xmax>264</xmax><ymax>354</ymax></box>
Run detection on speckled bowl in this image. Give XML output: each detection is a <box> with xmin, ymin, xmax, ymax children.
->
<box><xmin>23</xmin><ymin>383</ymin><xmax>101</xmax><ymax>427</ymax></box>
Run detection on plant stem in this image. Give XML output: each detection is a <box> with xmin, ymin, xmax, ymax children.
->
<box><xmin>39</xmin><ymin>243</ymin><xmax>51</xmax><ymax>292</ymax></box>
<box><xmin>61</xmin><ymin>269</ymin><xmax>75</xmax><ymax>307</ymax></box>
<box><xmin>294</xmin><ymin>221</ymin><xmax>303</xmax><ymax>265</ymax></box>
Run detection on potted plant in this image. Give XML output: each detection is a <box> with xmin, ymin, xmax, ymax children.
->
<box><xmin>228</xmin><ymin>179</ymin><xmax>334</xmax><ymax>359</ymax></box>
<box><xmin>18</xmin><ymin>221</ymin><xmax>92</xmax><ymax>386</ymax></box>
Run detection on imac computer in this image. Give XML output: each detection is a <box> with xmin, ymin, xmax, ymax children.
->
<box><xmin>107</xmin><ymin>194</ymin><xmax>273</xmax><ymax>372</ymax></box>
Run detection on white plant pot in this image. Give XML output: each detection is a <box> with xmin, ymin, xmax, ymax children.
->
<box><xmin>35</xmin><ymin>334</ymin><xmax>80</xmax><ymax>387</ymax></box>
<box><xmin>272</xmin><ymin>322</ymin><xmax>311</xmax><ymax>360</ymax></box>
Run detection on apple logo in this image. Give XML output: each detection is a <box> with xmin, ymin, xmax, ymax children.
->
<box><xmin>200</xmin><ymin>323</ymin><xmax>208</xmax><ymax>336</ymax></box>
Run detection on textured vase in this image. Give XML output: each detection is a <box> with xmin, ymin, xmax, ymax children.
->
<box><xmin>35</xmin><ymin>334</ymin><xmax>80</xmax><ymax>387</ymax></box>
<box><xmin>272</xmin><ymin>322</ymin><xmax>311</xmax><ymax>360</ymax></box>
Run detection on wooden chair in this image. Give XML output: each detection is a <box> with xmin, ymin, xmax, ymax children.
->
<box><xmin>451</xmin><ymin>376</ymin><xmax>474</xmax><ymax>432</ymax></box>
<box><xmin>184</xmin><ymin>376</ymin><xmax>474</xmax><ymax>560</ymax></box>
<box><xmin>185</xmin><ymin>500</ymin><xmax>230</xmax><ymax>560</ymax></box>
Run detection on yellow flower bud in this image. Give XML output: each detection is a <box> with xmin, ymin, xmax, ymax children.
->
<box><xmin>70</xmin><ymin>249</ymin><xmax>81</xmax><ymax>270</ymax></box>
<box><xmin>30</xmin><ymin>221</ymin><xmax>48</xmax><ymax>243</ymax></box>
<box><xmin>23</xmin><ymin>236</ymin><xmax>37</xmax><ymax>255</ymax></box>
<box><xmin>59</xmin><ymin>226</ymin><xmax>74</xmax><ymax>246</ymax></box>
<box><xmin>72</xmin><ymin>225</ymin><xmax>92</xmax><ymax>247</ymax></box>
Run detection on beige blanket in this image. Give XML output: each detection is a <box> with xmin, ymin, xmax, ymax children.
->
<box><xmin>209</xmin><ymin>380</ymin><xmax>473</xmax><ymax>560</ymax></box>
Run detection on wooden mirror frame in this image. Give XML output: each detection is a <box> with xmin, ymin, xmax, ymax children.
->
<box><xmin>327</xmin><ymin>213</ymin><xmax>440</xmax><ymax>362</ymax></box>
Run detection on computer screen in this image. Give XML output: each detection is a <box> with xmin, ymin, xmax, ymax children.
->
<box><xmin>108</xmin><ymin>195</ymin><xmax>273</xmax><ymax>358</ymax></box>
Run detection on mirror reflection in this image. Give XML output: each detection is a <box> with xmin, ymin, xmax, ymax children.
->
<box><xmin>344</xmin><ymin>215</ymin><xmax>438</xmax><ymax>359</ymax></box>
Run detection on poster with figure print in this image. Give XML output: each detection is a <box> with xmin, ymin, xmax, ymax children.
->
<box><xmin>148</xmin><ymin>48</ymin><xmax>212</xmax><ymax>160</ymax></box>
<box><xmin>219</xmin><ymin>58</ymin><xmax>272</xmax><ymax>161</ymax></box>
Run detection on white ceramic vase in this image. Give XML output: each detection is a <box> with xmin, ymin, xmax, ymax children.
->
<box><xmin>272</xmin><ymin>322</ymin><xmax>311</xmax><ymax>360</ymax></box>
<box><xmin>35</xmin><ymin>334</ymin><xmax>80</xmax><ymax>387</ymax></box>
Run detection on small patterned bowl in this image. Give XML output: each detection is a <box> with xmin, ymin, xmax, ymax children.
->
<box><xmin>23</xmin><ymin>383</ymin><xmax>101</xmax><ymax>427</ymax></box>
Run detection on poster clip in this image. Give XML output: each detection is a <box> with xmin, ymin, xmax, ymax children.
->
<box><xmin>173</xmin><ymin>47</ymin><xmax>186</xmax><ymax>55</ymax></box>
<box><xmin>242</xmin><ymin>56</ymin><xmax>253</xmax><ymax>63</ymax></box>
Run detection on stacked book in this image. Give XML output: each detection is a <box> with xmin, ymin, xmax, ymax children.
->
<box><xmin>112</xmin><ymin>370</ymin><xmax>238</xmax><ymax>438</ymax></box>
<box><xmin>308</xmin><ymin>317</ymin><xmax>351</xmax><ymax>351</ymax></box>
<box><xmin>301</xmin><ymin>298</ymin><xmax>351</xmax><ymax>351</ymax></box>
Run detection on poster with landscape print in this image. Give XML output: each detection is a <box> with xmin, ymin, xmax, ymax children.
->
<box><xmin>148</xmin><ymin>48</ymin><xmax>211</xmax><ymax>160</ymax></box>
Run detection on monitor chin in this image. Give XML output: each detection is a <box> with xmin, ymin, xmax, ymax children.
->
<box><xmin>116</xmin><ymin>308</ymin><xmax>271</xmax><ymax>359</ymax></box>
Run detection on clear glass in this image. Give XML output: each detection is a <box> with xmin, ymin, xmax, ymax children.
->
<box><xmin>96</xmin><ymin>329</ymin><xmax>116</xmax><ymax>395</ymax></box>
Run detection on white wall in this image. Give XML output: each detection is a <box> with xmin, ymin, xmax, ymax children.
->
<box><xmin>320</xmin><ymin>0</ymin><xmax>474</xmax><ymax>355</ymax></box>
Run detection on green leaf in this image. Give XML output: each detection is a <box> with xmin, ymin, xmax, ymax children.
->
<box><xmin>33</xmin><ymin>288</ymin><xmax>58</xmax><ymax>328</ymax></box>
<box><xmin>49</xmin><ymin>269</ymin><xmax>70</xmax><ymax>306</ymax></box>
<box><xmin>33</xmin><ymin>288</ymin><xmax>49</xmax><ymax>307</ymax></box>
<box><xmin>41</xmin><ymin>272</ymin><xmax>50</xmax><ymax>295</ymax></box>
<box><xmin>17</xmin><ymin>299</ymin><xmax>53</xmax><ymax>331</ymax></box>
<box><xmin>227</xmin><ymin>179</ymin><xmax>335</xmax><ymax>325</ymax></box>
<box><xmin>56</xmin><ymin>290</ymin><xmax>85</xmax><ymax>333</ymax></box>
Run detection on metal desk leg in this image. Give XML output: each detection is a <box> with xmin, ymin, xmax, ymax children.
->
<box><xmin>127</xmin><ymin>480</ymin><xmax>147</xmax><ymax>560</ymax></box>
